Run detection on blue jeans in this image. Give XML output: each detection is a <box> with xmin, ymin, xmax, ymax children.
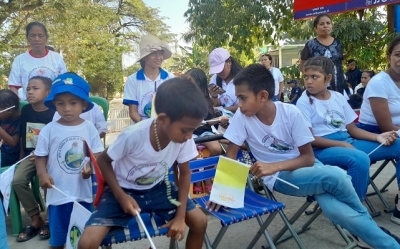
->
<box><xmin>315</xmin><ymin>131</ymin><xmax>400</xmax><ymax>199</ymax></box>
<box><xmin>357</xmin><ymin>123</ymin><xmax>382</xmax><ymax>134</ymax></box>
<box><xmin>274</xmin><ymin>161</ymin><xmax>400</xmax><ymax>249</ymax></box>
<box><xmin>0</xmin><ymin>199</ymin><xmax>10</xmax><ymax>249</ymax></box>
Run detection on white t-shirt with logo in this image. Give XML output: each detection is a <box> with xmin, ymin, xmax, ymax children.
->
<box><xmin>296</xmin><ymin>90</ymin><xmax>357</xmax><ymax>137</ymax></box>
<box><xmin>123</xmin><ymin>69</ymin><xmax>174</xmax><ymax>120</ymax></box>
<box><xmin>210</xmin><ymin>74</ymin><xmax>238</xmax><ymax>107</ymax></box>
<box><xmin>359</xmin><ymin>71</ymin><xmax>400</xmax><ymax>126</ymax></box>
<box><xmin>35</xmin><ymin>120</ymin><xmax>104</xmax><ymax>206</ymax></box>
<box><xmin>269</xmin><ymin>67</ymin><xmax>284</xmax><ymax>96</ymax></box>
<box><xmin>8</xmin><ymin>50</ymin><xmax>67</xmax><ymax>100</ymax></box>
<box><xmin>224</xmin><ymin>102</ymin><xmax>315</xmax><ymax>191</ymax></box>
<box><xmin>107</xmin><ymin>118</ymin><xmax>198</xmax><ymax>190</ymax></box>
<box><xmin>53</xmin><ymin>103</ymin><xmax>107</xmax><ymax>134</ymax></box>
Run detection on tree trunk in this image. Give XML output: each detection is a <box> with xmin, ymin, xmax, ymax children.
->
<box><xmin>388</xmin><ymin>4</ymin><xmax>395</xmax><ymax>33</ymax></box>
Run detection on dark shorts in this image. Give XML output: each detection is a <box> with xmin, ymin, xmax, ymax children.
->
<box><xmin>85</xmin><ymin>181</ymin><xmax>196</xmax><ymax>228</ymax></box>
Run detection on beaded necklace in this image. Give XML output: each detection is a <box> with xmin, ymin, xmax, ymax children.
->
<box><xmin>153</xmin><ymin>119</ymin><xmax>181</xmax><ymax>207</ymax></box>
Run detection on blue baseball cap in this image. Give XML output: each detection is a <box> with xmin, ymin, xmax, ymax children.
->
<box><xmin>287</xmin><ymin>79</ymin><xmax>297</xmax><ymax>84</ymax></box>
<box><xmin>44</xmin><ymin>73</ymin><xmax>94</xmax><ymax>113</ymax></box>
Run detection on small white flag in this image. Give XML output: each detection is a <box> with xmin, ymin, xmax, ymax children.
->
<box><xmin>0</xmin><ymin>165</ymin><xmax>16</xmax><ymax>215</ymax></box>
<box><xmin>66</xmin><ymin>202</ymin><xmax>91</xmax><ymax>249</ymax></box>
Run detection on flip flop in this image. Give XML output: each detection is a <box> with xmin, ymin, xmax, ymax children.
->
<box><xmin>39</xmin><ymin>222</ymin><xmax>50</xmax><ymax>240</ymax></box>
<box><xmin>16</xmin><ymin>225</ymin><xmax>40</xmax><ymax>242</ymax></box>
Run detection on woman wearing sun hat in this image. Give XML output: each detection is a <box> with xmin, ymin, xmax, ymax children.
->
<box><xmin>208</xmin><ymin>48</ymin><xmax>242</xmax><ymax>112</ymax></box>
<box><xmin>123</xmin><ymin>35</ymin><xmax>174</xmax><ymax>123</ymax></box>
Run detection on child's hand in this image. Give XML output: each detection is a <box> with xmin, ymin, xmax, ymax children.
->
<box><xmin>117</xmin><ymin>194</ymin><xmax>141</xmax><ymax>216</ymax></box>
<box><xmin>160</xmin><ymin>217</ymin><xmax>186</xmax><ymax>241</ymax></box>
<box><xmin>38</xmin><ymin>173</ymin><xmax>54</xmax><ymax>189</ymax></box>
<box><xmin>250</xmin><ymin>161</ymin><xmax>279</xmax><ymax>178</ymax></box>
<box><xmin>339</xmin><ymin>141</ymin><xmax>355</xmax><ymax>148</ymax></box>
<box><xmin>377</xmin><ymin>131</ymin><xmax>398</xmax><ymax>146</ymax></box>
<box><xmin>28</xmin><ymin>151</ymin><xmax>35</xmax><ymax>164</ymax></box>
<box><xmin>220</xmin><ymin>116</ymin><xmax>229</xmax><ymax>124</ymax></box>
<box><xmin>81</xmin><ymin>163</ymin><xmax>92</xmax><ymax>179</ymax></box>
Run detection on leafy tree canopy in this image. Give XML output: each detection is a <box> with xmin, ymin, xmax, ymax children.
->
<box><xmin>184</xmin><ymin>0</ymin><xmax>391</xmax><ymax>71</ymax></box>
<box><xmin>0</xmin><ymin>0</ymin><xmax>174</xmax><ymax>98</ymax></box>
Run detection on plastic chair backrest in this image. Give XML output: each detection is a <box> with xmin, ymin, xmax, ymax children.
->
<box><xmin>19</xmin><ymin>101</ymin><xmax>29</xmax><ymax>111</ymax></box>
<box><xmin>89</xmin><ymin>96</ymin><xmax>109</xmax><ymax>120</ymax></box>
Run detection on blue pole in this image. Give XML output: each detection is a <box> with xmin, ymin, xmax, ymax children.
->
<box><xmin>395</xmin><ymin>5</ymin><xmax>400</xmax><ymax>33</ymax></box>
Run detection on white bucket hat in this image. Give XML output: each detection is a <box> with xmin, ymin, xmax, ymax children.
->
<box><xmin>136</xmin><ymin>35</ymin><xmax>172</xmax><ymax>63</ymax></box>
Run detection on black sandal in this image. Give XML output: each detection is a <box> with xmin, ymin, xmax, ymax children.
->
<box><xmin>16</xmin><ymin>225</ymin><xmax>40</xmax><ymax>242</ymax></box>
<box><xmin>38</xmin><ymin>221</ymin><xmax>50</xmax><ymax>240</ymax></box>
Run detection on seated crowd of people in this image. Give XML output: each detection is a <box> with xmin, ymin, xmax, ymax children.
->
<box><xmin>1</xmin><ymin>15</ymin><xmax>400</xmax><ymax>249</ymax></box>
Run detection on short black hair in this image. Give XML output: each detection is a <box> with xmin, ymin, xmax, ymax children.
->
<box><xmin>155</xmin><ymin>77</ymin><xmax>208</xmax><ymax>123</ymax></box>
<box><xmin>29</xmin><ymin>76</ymin><xmax>52</xmax><ymax>90</ymax></box>
<box><xmin>347</xmin><ymin>59</ymin><xmax>356</xmax><ymax>64</ymax></box>
<box><xmin>233</xmin><ymin>64</ymin><xmax>275</xmax><ymax>100</ymax></box>
<box><xmin>0</xmin><ymin>89</ymin><xmax>19</xmax><ymax>111</ymax></box>
<box><xmin>26</xmin><ymin>22</ymin><xmax>48</xmax><ymax>38</ymax></box>
<box><xmin>347</xmin><ymin>94</ymin><xmax>363</xmax><ymax>109</ymax></box>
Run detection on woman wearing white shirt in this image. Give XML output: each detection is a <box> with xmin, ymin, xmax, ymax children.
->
<box><xmin>358</xmin><ymin>37</ymin><xmax>400</xmax><ymax>134</ymax></box>
<box><xmin>260</xmin><ymin>53</ymin><xmax>284</xmax><ymax>101</ymax></box>
<box><xmin>208</xmin><ymin>48</ymin><xmax>242</xmax><ymax>112</ymax></box>
<box><xmin>8</xmin><ymin>22</ymin><xmax>67</xmax><ymax>100</ymax></box>
<box><xmin>123</xmin><ymin>35</ymin><xmax>174</xmax><ymax>123</ymax></box>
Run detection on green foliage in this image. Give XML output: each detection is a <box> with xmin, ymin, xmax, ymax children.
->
<box><xmin>184</xmin><ymin>0</ymin><xmax>392</xmax><ymax>71</ymax></box>
<box><xmin>0</xmin><ymin>0</ymin><xmax>174</xmax><ymax>98</ymax></box>
<box><xmin>164</xmin><ymin>44</ymin><xmax>210</xmax><ymax>74</ymax></box>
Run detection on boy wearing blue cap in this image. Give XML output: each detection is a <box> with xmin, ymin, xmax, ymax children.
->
<box><xmin>34</xmin><ymin>72</ymin><xmax>104</xmax><ymax>249</ymax></box>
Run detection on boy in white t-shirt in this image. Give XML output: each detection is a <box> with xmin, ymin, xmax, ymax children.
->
<box><xmin>78</xmin><ymin>77</ymin><xmax>208</xmax><ymax>249</ymax></box>
<box><xmin>207</xmin><ymin>64</ymin><xmax>400</xmax><ymax>249</ymax></box>
<box><xmin>35</xmin><ymin>73</ymin><xmax>104</xmax><ymax>249</ymax></box>
<box><xmin>53</xmin><ymin>103</ymin><xmax>107</xmax><ymax>138</ymax></box>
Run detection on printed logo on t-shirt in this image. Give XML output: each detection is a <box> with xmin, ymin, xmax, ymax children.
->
<box><xmin>220</xmin><ymin>93</ymin><xmax>235</xmax><ymax>107</ymax></box>
<box><xmin>26</xmin><ymin>122</ymin><xmax>45</xmax><ymax>148</ymax></box>
<box><xmin>126</xmin><ymin>160</ymin><xmax>166</xmax><ymax>186</ymax></box>
<box><xmin>262</xmin><ymin>135</ymin><xmax>294</xmax><ymax>154</ymax></box>
<box><xmin>28</xmin><ymin>66</ymin><xmax>59</xmax><ymax>81</ymax></box>
<box><xmin>140</xmin><ymin>91</ymin><xmax>154</xmax><ymax>118</ymax></box>
<box><xmin>323</xmin><ymin>110</ymin><xmax>345</xmax><ymax>130</ymax></box>
<box><xmin>57</xmin><ymin>136</ymin><xmax>86</xmax><ymax>174</ymax></box>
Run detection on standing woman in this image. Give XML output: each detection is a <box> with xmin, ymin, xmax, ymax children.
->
<box><xmin>260</xmin><ymin>53</ymin><xmax>284</xmax><ymax>101</ymax></box>
<box><xmin>123</xmin><ymin>35</ymin><xmax>174</xmax><ymax>123</ymax></box>
<box><xmin>300</xmin><ymin>14</ymin><xmax>348</xmax><ymax>95</ymax></box>
<box><xmin>208</xmin><ymin>48</ymin><xmax>243</xmax><ymax>112</ymax></box>
<box><xmin>8</xmin><ymin>22</ymin><xmax>67</xmax><ymax>100</ymax></box>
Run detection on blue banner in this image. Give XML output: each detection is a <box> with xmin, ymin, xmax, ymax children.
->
<box><xmin>294</xmin><ymin>0</ymin><xmax>400</xmax><ymax>20</ymax></box>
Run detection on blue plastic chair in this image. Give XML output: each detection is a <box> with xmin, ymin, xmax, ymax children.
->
<box><xmin>237</xmin><ymin>150</ymin><xmax>358</xmax><ymax>249</ymax></box>
<box><xmin>169</xmin><ymin>155</ymin><xmax>286</xmax><ymax>249</ymax></box>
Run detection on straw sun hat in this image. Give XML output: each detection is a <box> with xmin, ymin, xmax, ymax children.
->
<box><xmin>136</xmin><ymin>35</ymin><xmax>172</xmax><ymax>63</ymax></box>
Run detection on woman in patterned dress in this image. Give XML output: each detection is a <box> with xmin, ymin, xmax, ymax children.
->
<box><xmin>300</xmin><ymin>14</ymin><xmax>348</xmax><ymax>95</ymax></box>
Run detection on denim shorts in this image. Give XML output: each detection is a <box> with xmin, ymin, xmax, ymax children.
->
<box><xmin>49</xmin><ymin>202</ymin><xmax>92</xmax><ymax>247</ymax></box>
<box><xmin>85</xmin><ymin>181</ymin><xmax>196</xmax><ymax>228</ymax></box>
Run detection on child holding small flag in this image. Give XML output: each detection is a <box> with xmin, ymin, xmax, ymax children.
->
<box><xmin>78</xmin><ymin>77</ymin><xmax>208</xmax><ymax>249</ymax></box>
<box><xmin>34</xmin><ymin>72</ymin><xmax>104</xmax><ymax>249</ymax></box>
